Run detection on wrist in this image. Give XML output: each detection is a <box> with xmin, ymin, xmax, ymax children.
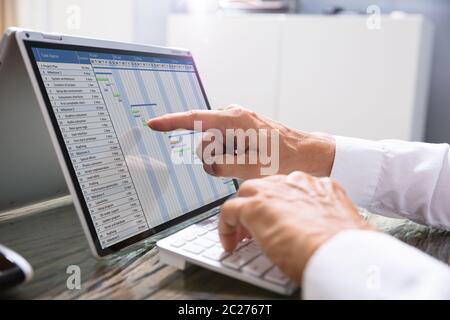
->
<box><xmin>297</xmin><ymin>132</ymin><xmax>336</xmax><ymax>177</ymax></box>
<box><xmin>297</xmin><ymin>222</ymin><xmax>376</xmax><ymax>283</ymax></box>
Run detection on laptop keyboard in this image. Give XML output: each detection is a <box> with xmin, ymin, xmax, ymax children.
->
<box><xmin>157</xmin><ymin>213</ymin><xmax>298</xmax><ymax>295</ymax></box>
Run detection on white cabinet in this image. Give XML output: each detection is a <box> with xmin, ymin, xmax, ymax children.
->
<box><xmin>168</xmin><ymin>14</ymin><xmax>283</xmax><ymax>119</ymax></box>
<box><xmin>168</xmin><ymin>14</ymin><xmax>434</xmax><ymax>141</ymax></box>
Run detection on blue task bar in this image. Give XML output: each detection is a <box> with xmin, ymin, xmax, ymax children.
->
<box><xmin>130</xmin><ymin>103</ymin><xmax>157</xmax><ymax>108</ymax></box>
<box><xmin>32</xmin><ymin>47</ymin><xmax>194</xmax><ymax>65</ymax></box>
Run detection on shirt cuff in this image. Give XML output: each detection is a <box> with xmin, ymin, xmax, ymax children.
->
<box><xmin>330</xmin><ymin>136</ymin><xmax>385</xmax><ymax>208</ymax></box>
<box><xmin>301</xmin><ymin>230</ymin><xmax>450</xmax><ymax>299</ymax></box>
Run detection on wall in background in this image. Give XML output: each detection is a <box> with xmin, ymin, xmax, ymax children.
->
<box><xmin>299</xmin><ymin>0</ymin><xmax>450</xmax><ymax>143</ymax></box>
<box><xmin>16</xmin><ymin>0</ymin><xmax>135</xmax><ymax>41</ymax></box>
<box><xmin>133</xmin><ymin>0</ymin><xmax>171</xmax><ymax>46</ymax></box>
<box><xmin>15</xmin><ymin>0</ymin><xmax>174</xmax><ymax>46</ymax></box>
<box><xmin>134</xmin><ymin>0</ymin><xmax>450</xmax><ymax>143</ymax></box>
<box><xmin>14</xmin><ymin>0</ymin><xmax>450</xmax><ymax>143</ymax></box>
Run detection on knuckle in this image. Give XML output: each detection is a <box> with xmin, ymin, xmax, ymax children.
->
<box><xmin>220</xmin><ymin>199</ymin><xmax>234</xmax><ymax>214</ymax></box>
<box><xmin>187</xmin><ymin>110</ymin><xmax>199</xmax><ymax>120</ymax></box>
<box><xmin>239</xmin><ymin>105</ymin><xmax>257</xmax><ymax>117</ymax></box>
<box><xmin>238</xmin><ymin>179</ymin><xmax>258</xmax><ymax>194</ymax></box>
<box><xmin>223</xmin><ymin>105</ymin><xmax>259</xmax><ymax>121</ymax></box>
<box><xmin>226</xmin><ymin>104</ymin><xmax>246</xmax><ymax>116</ymax></box>
<box><xmin>286</xmin><ymin>171</ymin><xmax>309</xmax><ymax>184</ymax></box>
<box><xmin>237</xmin><ymin>182</ymin><xmax>251</xmax><ymax>195</ymax></box>
<box><xmin>251</xmin><ymin>195</ymin><xmax>266</xmax><ymax>210</ymax></box>
<box><xmin>243</xmin><ymin>198</ymin><xmax>257</xmax><ymax>212</ymax></box>
<box><xmin>246</xmin><ymin>197</ymin><xmax>270</xmax><ymax>221</ymax></box>
<box><xmin>289</xmin><ymin>171</ymin><xmax>307</xmax><ymax>179</ymax></box>
<box><xmin>240</xmin><ymin>197</ymin><xmax>263</xmax><ymax>218</ymax></box>
<box><xmin>320</xmin><ymin>177</ymin><xmax>341</xmax><ymax>190</ymax></box>
<box><xmin>319</xmin><ymin>176</ymin><xmax>332</xmax><ymax>184</ymax></box>
<box><xmin>318</xmin><ymin>178</ymin><xmax>330</xmax><ymax>189</ymax></box>
<box><xmin>330</xmin><ymin>178</ymin><xmax>344</xmax><ymax>190</ymax></box>
<box><xmin>245</xmin><ymin>108</ymin><xmax>257</xmax><ymax>117</ymax></box>
<box><xmin>221</xmin><ymin>198</ymin><xmax>251</xmax><ymax>220</ymax></box>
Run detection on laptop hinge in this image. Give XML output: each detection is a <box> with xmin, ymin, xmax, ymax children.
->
<box><xmin>42</xmin><ymin>33</ymin><xmax>63</xmax><ymax>41</ymax></box>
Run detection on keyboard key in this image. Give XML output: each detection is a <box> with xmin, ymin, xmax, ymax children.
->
<box><xmin>222</xmin><ymin>249</ymin><xmax>260</xmax><ymax>270</ymax></box>
<box><xmin>183</xmin><ymin>243</ymin><xmax>204</xmax><ymax>255</ymax></box>
<box><xmin>264</xmin><ymin>267</ymin><xmax>290</xmax><ymax>285</ymax></box>
<box><xmin>193</xmin><ymin>238</ymin><xmax>215</xmax><ymax>249</ymax></box>
<box><xmin>222</xmin><ymin>253</ymin><xmax>246</xmax><ymax>269</ymax></box>
<box><xmin>202</xmin><ymin>246</ymin><xmax>230</xmax><ymax>261</ymax></box>
<box><xmin>194</xmin><ymin>228</ymin><xmax>208</xmax><ymax>237</ymax></box>
<box><xmin>197</xmin><ymin>217</ymin><xmax>216</xmax><ymax>228</ymax></box>
<box><xmin>242</xmin><ymin>255</ymin><xmax>273</xmax><ymax>277</ymax></box>
<box><xmin>236</xmin><ymin>238</ymin><xmax>252</xmax><ymax>249</ymax></box>
<box><xmin>245</xmin><ymin>241</ymin><xmax>260</xmax><ymax>250</ymax></box>
<box><xmin>170</xmin><ymin>239</ymin><xmax>186</xmax><ymax>248</ymax></box>
<box><xmin>238</xmin><ymin>244</ymin><xmax>261</xmax><ymax>259</ymax></box>
<box><xmin>179</xmin><ymin>232</ymin><xmax>196</xmax><ymax>242</ymax></box>
<box><xmin>235</xmin><ymin>240</ymin><xmax>261</xmax><ymax>257</ymax></box>
<box><xmin>205</xmin><ymin>232</ymin><xmax>220</xmax><ymax>243</ymax></box>
<box><xmin>203</xmin><ymin>222</ymin><xmax>218</xmax><ymax>231</ymax></box>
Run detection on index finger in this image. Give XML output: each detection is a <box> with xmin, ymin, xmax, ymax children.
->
<box><xmin>219</xmin><ymin>197</ymin><xmax>251</xmax><ymax>252</ymax></box>
<box><xmin>147</xmin><ymin>109</ymin><xmax>230</xmax><ymax>132</ymax></box>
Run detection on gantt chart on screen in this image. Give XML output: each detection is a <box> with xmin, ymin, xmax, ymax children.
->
<box><xmin>32</xmin><ymin>47</ymin><xmax>235</xmax><ymax>248</ymax></box>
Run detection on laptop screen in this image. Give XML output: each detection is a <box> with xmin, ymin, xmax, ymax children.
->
<box><xmin>24</xmin><ymin>41</ymin><xmax>237</xmax><ymax>254</ymax></box>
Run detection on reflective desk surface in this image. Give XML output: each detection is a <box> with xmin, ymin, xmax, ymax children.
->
<box><xmin>0</xmin><ymin>196</ymin><xmax>449</xmax><ymax>299</ymax></box>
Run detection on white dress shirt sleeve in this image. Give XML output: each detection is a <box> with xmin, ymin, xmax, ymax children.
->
<box><xmin>302</xmin><ymin>230</ymin><xmax>450</xmax><ymax>299</ymax></box>
<box><xmin>330</xmin><ymin>136</ymin><xmax>450</xmax><ymax>230</ymax></box>
<box><xmin>301</xmin><ymin>136</ymin><xmax>450</xmax><ymax>299</ymax></box>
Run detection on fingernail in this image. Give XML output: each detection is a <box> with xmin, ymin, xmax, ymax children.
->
<box><xmin>147</xmin><ymin>119</ymin><xmax>157</xmax><ymax>129</ymax></box>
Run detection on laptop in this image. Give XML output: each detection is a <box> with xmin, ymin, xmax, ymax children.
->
<box><xmin>1</xmin><ymin>28</ymin><xmax>297</xmax><ymax>295</ymax></box>
<box><xmin>0</xmin><ymin>28</ymin><xmax>68</xmax><ymax>212</ymax></box>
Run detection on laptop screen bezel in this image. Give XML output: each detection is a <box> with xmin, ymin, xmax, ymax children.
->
<box><xmin>23</xmin><ymin>40</ymin><xmax>239</xmax><ymax>257</ymax></box>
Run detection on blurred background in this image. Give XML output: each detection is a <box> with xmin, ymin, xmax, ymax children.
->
<box><xmin>1</xmin><ymin>0</ymin><xmax>449</xmax><ymax>143</ymax></box>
